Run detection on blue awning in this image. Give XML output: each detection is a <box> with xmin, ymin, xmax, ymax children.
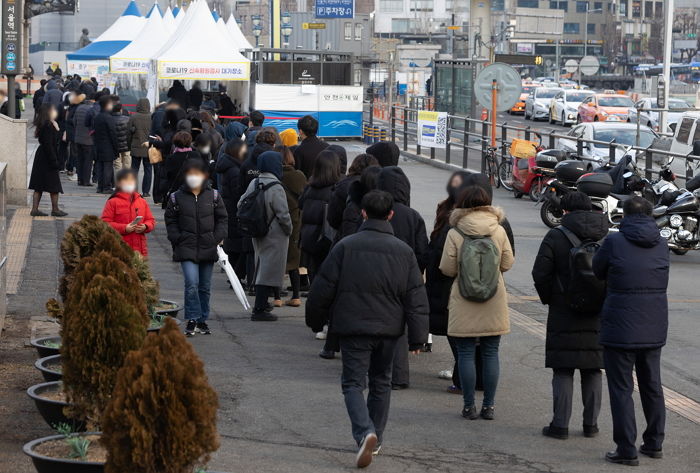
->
<box><xmin>66</xmin><ymin>40</ymin><xmax>131</xmax><ymax>60</ymax></box>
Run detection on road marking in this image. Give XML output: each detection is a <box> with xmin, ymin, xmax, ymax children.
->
<box><xmin>6</xmin><ymin>208</ymin><xmax>32</xmax><ymax>294</ymax></box>
<box><xmin>509</xmin><ymin>306</ymin><xmax>700</xmax><ymax>425</ymax></box>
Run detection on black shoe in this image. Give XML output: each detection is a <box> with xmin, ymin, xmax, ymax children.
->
<box><xmin>462</xmin><ymin>406</ymin><xmax>479</xmax><ymax>420</ymax></box>
<box><xmin>196</xmin><ymin>322</ymin><xmax>211</xmax><ymax>335</ymax></box>
<box><xmin>583</xmin><ymin>424</ymin><xmax>599</xmax><ymax>438</ymax></box>
<box><xmin>251</xmin><ymin>311</ymin><xmax>278</xmax><ymax>321</ymax></box>
<box><xmin>391</xmin><ymin>383</ymin><xmax>409</xmax><ymax>391</ymax></box>
<box><xmin>639</xmin><ymin>445</ymin><xmax>663</xmax><ymax>459</ymax></box>
<box><xmin>542</xmin><ymin>425</ymin><xmax>569</xmax><ymax>440</ymax></box>
<box><xmin>319</xmin><ymin>349</ymin><xmax>335</xmax><ymax>359</ymax></box>
<box><xmin>51</xmin><ymin>210</ymin><xmax>68</xmax><ymax>217</ymax></box>
<box><xmin>264</xmin><ymin>303</ymin><xmax>274</xmax><ymax>313</ymax></box>
<box><xmin>421</xmin><ymin>343</ymin><xmax>432</xmax><ymax>353</ymax></box>
<box><xmin>142</xmin><ymin>192</ymin><xmax>150</xmax><ymax>197</ymax></box>
<box><xmin>480</xmin><ymin>406</ymin><xmax>495</xmax><ymax>420</ymax></box>
<box><xmin>605</xmin><ymin>451</ymin><xmax>639</xmax><ymax>466</ymax></box>
<box><xmin>356</xmin><ymin>433</ymin><xmax>377</xmax><ymax>468</ymax></box>
<box><xmin>184</xmin><ymin>320</ymin><xmax>197</xmax><ymax>337</ymax></box>
<box><xmin>30</xmin><ymin>209</ymin><xmax>48</xmax><ymax>217</ymax></box>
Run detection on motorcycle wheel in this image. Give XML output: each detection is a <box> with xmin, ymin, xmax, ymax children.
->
<box><xmin>498</xmin><ymin>161</ymin><xmax>514</xmax><ymax>191</ymax></box>
<box><xmin>514</xmin><ymin>190</ymin><xmax>524</xmax><ymax>199</ymax></box>
<box><xmin>529</xmin><ymin>177</ymin><xmax>545</xmax><ymax>202</ymax></box>
<box><xmin>540</xmin><ymin>200</ymin><xmax>563</xmax><ymax>228</ymax></box>
<box><xmin>672</xmin><ymin>249</ymin><xmax>688</xmax><ymax>256</ymax></box>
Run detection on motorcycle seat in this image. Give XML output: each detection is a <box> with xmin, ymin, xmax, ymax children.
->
<box><xmin>652</xmin><ymin>206</ymin><xmax>667</xmax><ymax>218</ymax></box>
<box><xmin>611</xmin><ymin>193</ymin><xmax>633</xmax><ymax>202</ymax></box>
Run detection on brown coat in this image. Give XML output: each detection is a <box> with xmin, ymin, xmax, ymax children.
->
<box><xmin>439</xmin><ymin>206</ymin><xmax>514</xmax><ymax>338</ymax></box>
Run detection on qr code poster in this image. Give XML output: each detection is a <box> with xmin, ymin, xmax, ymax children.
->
<box><xmin>417</xmin><ymin>111</ymin><xmax>448</xmax><ymax>149</ymax></box>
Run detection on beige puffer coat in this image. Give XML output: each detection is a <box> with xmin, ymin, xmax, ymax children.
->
<box><xmin>439</xmin><ymin>206</ymin><xmax>514</xmax><ymax>338</ymax></box>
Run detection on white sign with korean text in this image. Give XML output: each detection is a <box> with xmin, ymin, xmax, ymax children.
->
<box><xmin>417</xmin><ymin>111</ymin><xmax>448</xmax><ymax>149</ymax></box>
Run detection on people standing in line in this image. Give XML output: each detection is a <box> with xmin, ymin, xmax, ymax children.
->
<box><xmin>112</xmin><ymin>102</ymin><xmax>131</xmax><ymax>173</ymax></box>
<box><xmin>167</xmin><ymin>80</ymin><xmax>188</xmax><ymax>109</ymax></box>
<box><xmin>592</xmin><ymin>197</ymin><xmax>669</xmax><ymax>466</ymax></box>
<box><xmin>377</xmin><ymin>166</ymin><xmax>429</xmax><ymax>389</ymax></box>
<box><xmin>244</xmin><ymin>110</ymin><xmax>265</xmax><ymax>148</ymax></box>
<box><xmin>150</xmin><ymin>104</ymin><xmax>186</xmax><ymax>204</ymax></box>
<box><xmin>188</xmin><ymin>81</ymin><xmax>204</xmax><ymax>111</ymax></box>
<box><xmin>32</xmin><ymin>79</ymin><xmax>47</xmax><ymax>116</ymax></box>
<box><xmin>305</xmin><ymin>190</ymin><xmax>429</xmax><ymax>469</ymax></box>
<box><xmin>294</xmin><ymin>115</ymin><xmax>329</xmax><ymax>178</ymax></box>
<box><xmin>277</xmin><ymin>145</ymin><xmax>307</xmax><ymax>307</ymax></box>
<box><xmin>29</xmin><ymin>104</ymin><xmax>67</xmax><ymax>217</ymax></box>
<box><xmin>101</xmin><ymin>169</ymin><xmax>155</xmax><ymax>257</ymax></box>
<box><xmin>327</xmin><ymin>153</ymin><xmax>379</xmax><ymax>237</ymax></box>
<box><xmin>241</xmin><ymin>127</ymin><xmax>277</xmax><ymax>189</ymax></box>
<box><xmin>63</xmin><ymin>92</ymin><xmax>81</xmax><ymax>181</ymax></box>
<box><xmin>366</xmin><ymin>141</ymin><xmax>400</xmax><ymax>167</ymax></box>
<box><xmin>279</xmin><ymin>128</ymin><xmax>299</xmax><ymax>150</ymax></box>
<box><xmin>216</xmin><ymin>138</ymin><xmax>248</xmax><ymax>276</ymax></box>
<box><xmin>439</xmin><ymin>186</ymin><xmax>514</xmax><ymax>420</ymax></box>
<box><xmin>41</xmin><ymin>80</ymin><xmax>63</xmax><ymax>108</ymax></box>
<box><xmin>340</xmin><ymin>166</ymin><xmax>381</xmax><ymax>240</ymax></box>
<box><xmin>327</xmin><ymin>144</ymin><xmax>348</xmax><ymax>175</ymax></box>
<box><xmin>162</xmin><ymin>131</ymin><xmax>203</xmax><ymax>205</ymax></box>
<box><xmin>238</xmin><ymin>151</ymin><xmax>292</xmax><ymax>322</ymax></box>
<box><xmin>128</xmin><ymin>98</ymin><xmax>153</xmax><ymax>196</ymax></box>
<box><xmin>199</xmin><ymin>110</ymin><xmax>224</xmax><ymax>157</ymax></box>
<box><xmin>165</xmin><ymin>160</ymin><xmax>228</xmax><ymax>337</ymax></box>
<box><xmin>194</xmin><ymin>133</ymin><xmax>216</xmax><ymax>186</ymax></box>
<box><xmin>72</xmin><ymin>90</ymin><xmax>95</xmax><ymax>187</ymax></box>
<box><xmin>92</xmin><ymin>95</ymin><xmax>119</xmax><ymax>194</ymax></box>
<box><xmin>532</xmin><ymin>192</ymin><xmax>607</xmax><ymax>440</ymax></box>
<box><xmin>218</xmin><ymin>86</ymin><xmax>235</xmax><ymax>120</ymax></box>
<box><xmin>425</xmin><ymin>171</ymin><xmax>471</xmax><ymax>395</ymax></box>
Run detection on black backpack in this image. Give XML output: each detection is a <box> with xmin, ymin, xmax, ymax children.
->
<box><xmin>236</xmin><ymin>178</ymin><xmax>280</xmax><ymax>238</ymax></box>
<box><xmin>557</xmin><ymin>226</ymin><xmax>606</xmax><ymax>314</ymax></box>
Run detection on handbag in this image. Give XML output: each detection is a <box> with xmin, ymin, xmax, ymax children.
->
<box><xmin>148</xmin><ymin>146</ymin><xmax>163</xmax><ymax>164</ymax></box>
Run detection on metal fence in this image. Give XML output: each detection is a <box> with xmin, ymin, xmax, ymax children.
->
<box><xmin>0</xmin><ymin>163</ymin><xmax>7</xmax><ymax>332</ymax></box>
<box><xmin>383</xmin><ymin>104</ymin><xmax>700</xmax><ymax>183</ymax></box>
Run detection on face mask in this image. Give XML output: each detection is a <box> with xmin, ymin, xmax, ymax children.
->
<box><xmin>200</xmin><ymin>146</ymin><xmax>211</xmax><ymax>155</ymax></box>
<box><xmin>121</xmin><ymin>183</ymin><xmax>136</xmax><ymax>193</ymax></box>
<box><xmin>186</xmin><ymin>174</ymin><xmax>205</xmax><ymax>189</ymax></box>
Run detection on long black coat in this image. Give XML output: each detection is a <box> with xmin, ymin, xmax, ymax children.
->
<box><xmin>532</xmin><ymin>211</ymin><xmax>608</xmax><ymax>369</ymax></box>
<box><xmin>216</xmin><ymin>152</ymin><xmax>244</xmax><ymax>253</ymax></box>
<box><xmin>294</xmin><ymin>135</ymin><xmax>328</xmax><ymax>178</ymax></box>
<box><xmin>339</xmin><ymin>179</ymin><xmax>366</xmax><ymax>240</ymax></box>
<box><xmin>327</xmin><ymin>174</ymin><xmax>358</xmax><ymax>230</ymax></box>
<box><xmin>306</xmin><ymin>219</ymin><xmax>429</xmax><ymax>350</ymax></box>
<box><xmin>93</xmin><ymin>111</ymin><xmax>118</xmax><ymax>162</ymax></box>
<box><xmin>164</xmin><ymin>185</ymin><xmax>228</xmax><ymax>263</ymax></box>
<box><xmin>593</xmin><ymin>214</ymin><xmax>669</xmax><ymax>349</ymax></box>
<box><xmin>163</xmin><ymin>150</ymin><xmax>203</xmax><ymax>197</ymax></box>
<box><xmin>299</xmin><ymin>182</ymin><xmax>334</xmax><ymax>256</ymax></box>
<box><xmin>29</xmin><ymin>122</ymin><xmax>63</xmax><ymax>194</ymax></box>
<box><xmin>113</xmin><ymin>113</ymin><xmax>130</xmax><ymax>153</ymax></box>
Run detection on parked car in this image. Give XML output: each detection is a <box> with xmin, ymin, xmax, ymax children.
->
<box><xmin>669</xmin><ymin>111</ymin><xmax>700</xmax><ymax>158</ymax></box>
<box><xmin>525</xmin><ymin>87</ymin><xmax>563</xmax><ymax>121</ymax></box>
<box><xmin>629</xmin><ymin>97</ymin><xmax>688</xmax><ymax>133</ymax></box>
<box><xmin>509</xmin><ymin>85</ymin><xmax>536</xmax><ymax>114</ymax></box>
<box><xmin>577</xmin><ymin>94</ymin><xmax>635</xmax><ymax>123</ymax></box>
<box><xmin>557</xmin><ymin>122</ymin><xmax>658</xmax><ymax>169</ymax></box>
<box><xmin>549</xmin><ymin>89</ymin><xmax>593</xmax><ymax>126</ymax></box>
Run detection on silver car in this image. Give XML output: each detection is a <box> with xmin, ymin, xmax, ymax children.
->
<box><xmin>549</xmin><ymin>90</ymin><xmax>593</xmax><ymax>126</ymax></box>
<box><xmin>628</xmin><ymin>98</ymin><xmax>688</xmax><ymax>133</ymax></box>
<box><xmin>525</xmin><ymin>87</ymin><xmax>563</xmax><ymax>121</ymax></box>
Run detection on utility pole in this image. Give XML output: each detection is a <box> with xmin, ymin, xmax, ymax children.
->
<box><xmin>659</xmin><ymin>0</ymin><xmax>674</xmax><ymax>133</ymax></box>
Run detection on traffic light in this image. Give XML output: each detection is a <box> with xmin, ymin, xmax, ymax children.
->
<box><xmin>535</xmin><ymin>56</ymin><xmax>543</xmax><ymax>65</ymax></box>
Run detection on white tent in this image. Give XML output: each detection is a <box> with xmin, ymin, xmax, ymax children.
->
<box><xmin>216</xmin><ymin>17</ymin><xmax>238</xmax><ymax>48</ymax></box>
<box><xmin>110</xmin><ymin>3</ymin><xmax>169</xmax><ymax>74</ymax></box>
<box><xmin>155</xmin><ymin>0</ymin><xmax>250</xmax><ymax>82</ymax></box>
<box><xmin>173</xmin><ymin>5</ymin><xmax>186</xmax><ymax>28</ymax></box>
<box><xmin>162</xmin><ymin>7</ymin><xmax>175</xmax><ymax>34</ymax></box>
<box><xmin>226</xmin><ymin>13</ymin><xmax>254</xmax><ymax>51</ymax></box>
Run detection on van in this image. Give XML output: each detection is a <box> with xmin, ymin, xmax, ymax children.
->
<box><xmin>670</xmin><ymin>111</ymin><xmax>700</xmax><ymax>157</ymax></box>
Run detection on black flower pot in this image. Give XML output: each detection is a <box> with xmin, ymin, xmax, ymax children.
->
<box><xmin>155</xmin><ymin>299</ymin><xmax>182</xmax><ymax>318</ymax></box>
<box><xmin>27</xmin><ymin>381</ymin><xmax>86</xmax><ymax>432</ymax></box>
<box><xmin>147</xmin><ymin>316</ymin><xmax>183</xmax><ymax>333</ymax></box>
<box><xmin>35</xmin><ymin>355</ymin><xmax>62</xmax><ymax>382</ymax></box>
<box><xmin>30</xmin><ymin>336</ymin><xmax>62</xmax><ymax>358</ymax></box>
<box><xmin>24</xmin><ymin>432</ymin><xmax>104</xmax><ymax>473</ymax></box>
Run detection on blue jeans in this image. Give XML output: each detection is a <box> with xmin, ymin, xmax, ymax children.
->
<box><xmin>181</xmin><ymin>261</ymin><xmax>214</xmax><ymax>322</ymax></box>
<box><xmin>454</xmin><ymin>336</ymin><xmax>501</xmax><ymax>408</ymax></box>
<box><xmin>131</xmin><ymin>156</ymin><xmax>153</xmax><ymax>195</ymax></box>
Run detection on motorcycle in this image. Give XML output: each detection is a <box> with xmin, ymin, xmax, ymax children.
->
<box><xmin>512</xmin><ymin>148</ymin><xmax>566</xmax><ymax>201</ymax></box>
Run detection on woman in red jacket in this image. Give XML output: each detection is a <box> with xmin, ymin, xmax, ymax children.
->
<box><xmin>101</xmin><ymin>169</ymin><xmax>156</xmax><ymax>257</ymax></box>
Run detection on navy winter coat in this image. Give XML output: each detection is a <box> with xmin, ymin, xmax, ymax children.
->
<box><xmin>592</xmin><ymin>214</ymin><xmax>669</xmax><ymax>349</ymax></box>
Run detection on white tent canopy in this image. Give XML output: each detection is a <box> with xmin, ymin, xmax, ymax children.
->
<box><xmin>162</xmin><ymin>7</ymin><xmax>175</xmax><ymax>34</ymax></box>
<box><xmin>226</xmin><ymin>13</ymin><xmax>254</xmax><ymax>51</ymax></box>
<box><xmin>110</xmin><ymin>3</ymin><xmax>169</xmax><ymax>74</ymax></box>
<box><xmin>155</xmin><ymin>0</ymin><xmax>250</xmax><ymax>81</ymax></box>
<box><xmin>173</xmin><ymin>5</ymin><xmax>186</xmax><ymax>28</ymax></box>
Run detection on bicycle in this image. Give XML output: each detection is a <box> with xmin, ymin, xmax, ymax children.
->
<box><xmin>483</xmin><ymin>144</ymin><xmax>512</xmax><ymax>189</ymax></box>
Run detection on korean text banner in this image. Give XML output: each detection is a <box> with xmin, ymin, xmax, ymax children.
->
<box><xmin>110</xmin><ymin>58</ymin><xmax>150</xmax><ymax>74</ymax></box>
<box><xmin>417</xmin><ymin>111</ymin><xmax>448</xmax><ymax>149</ymax></box>
<box><xmin>315</xmin><ymin>0</ymin><xmax>353</xmax><ymax>19</ymax></box>
<box><xmin>157</xmin><ymin>61</ymin><xmax>250</xmax><ymax>81</ymax></box>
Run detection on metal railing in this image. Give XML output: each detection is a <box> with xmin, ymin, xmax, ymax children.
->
<box><xmin>0</xmin><ymin>163</ymin><xmax>7</xmax><ymax>331</ymax></box>
<box><xmin>385</xmin><ymin>104</ymin><xmax>700</xmax><ymax>183</ymax></box>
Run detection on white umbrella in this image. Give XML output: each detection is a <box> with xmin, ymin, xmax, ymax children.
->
<box><xmin>217</xmin><ymin>245</ymin><xmax>251</xmax><ymax>311</ymax></box>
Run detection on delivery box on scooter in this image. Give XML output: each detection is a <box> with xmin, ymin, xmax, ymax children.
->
<box><xmin>577</xmin><ymin>173</ymin><xmax>613</xmax><ymax>198</ymax></box>
<box><xmin>555</xmin><ymin>160</ymin><xmax>587</xmax><ymax>184</ymax></box>
<box><xmin>510</xmin><ymin>139</ymin><xmax>539</xmax><ymax>159</ymax></box>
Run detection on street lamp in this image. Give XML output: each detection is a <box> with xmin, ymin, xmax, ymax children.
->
<box><xmin>583</xmin><ymin>6</ymin><xmax>603</xmax><ymax>57</ymax></box>
<box><xmin>253</xmin><ymin>25</ymin><xmax>263</xmax><ymax>48</ymax></box>
<box><xmin>281</xmin><ymin>12</ymin><xmax>292</xmax><ymax>48</ymax></box>
<box><xmin>252</xmin><ymin>15</ymin><xmax>262</xmax><ymax>28</ymax></box>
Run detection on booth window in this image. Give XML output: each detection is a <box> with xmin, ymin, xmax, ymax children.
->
<box><xmin>344</xmin><ymin>22</ymin><xmax>352</xmax><ymax>40</ymax></box>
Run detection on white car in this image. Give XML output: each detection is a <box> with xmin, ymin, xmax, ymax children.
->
<box><xmin>557</xmin><ymin>122</ymin><xmax>658</xmax><ymax>169</ymax></box>
<box><xmin>549</xmin><ymin>90</ymin><xmax>593</xmax><ymax>126</ymax></box>
<box><xmin>525</xmin><ymin>87</ymin><xmax>563</xmax><ymax>121</ymax></box>
<box><xmin>628</xmin><ymin>98</ymin><xmax>688</xmax><ymax>133</ymax></box>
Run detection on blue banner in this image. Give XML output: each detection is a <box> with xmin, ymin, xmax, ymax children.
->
<box><xmin>315</xmin><ymin>0</ymin><xmax>354</xmax><ymax>19</ymax></box>
<box><xmin>259</xmin><ymin>110</ymin><xmax>362</xmax><ymax>138</ymax></box>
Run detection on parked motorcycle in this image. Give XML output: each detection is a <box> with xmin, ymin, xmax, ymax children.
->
<box><xmin>512</xmin><ymin>149</ymin><xmax>567</xmax><ymax>201</ymax></box>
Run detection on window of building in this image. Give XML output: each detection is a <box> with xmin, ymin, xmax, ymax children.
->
<box><xmin>587</xmin><ymin>23</ymin><xmax>595</xmax><ymax>34</ymax></box>
<box><xmin>380</xmin><ymin>0</ymin><xmax>403</xmax><ymax>13</ymax></box>
<box><xmin>391</xmin><ymin>18</ymin><xmax>410</xmax><ymax>32</ymax></box>
<box><xmin>354</xmin><ymin>23</ymin><xmax>363</xmax><ymax>41</ymax></box>
<box><xmin>632</xmin><ymin>0</ymin><xmax>640</xmax><ymax>17</ymax></box>
<box><xmin>409</xmin><ymin>0</ymin><xmax>433</xmax><ymax>12</ymax></box>
<box><xmin>655</xmin><ymin>2</ymin><xmax>663</xmax><ymax>18</ymax></box>
<box><xmin>594</xmin><ymin>2</ymin><xmax>602</xmax><ymax>10</ymax></box>
<box><xmin>576</xmin><ymin>1</ymin><xmax>588</xmax><ymax>13</ymax></box>
<box><xmin>619</xmin><ymin>0</ymin><xmax>627</xmax><ymax>16</ymax></box>
<box><xmin>344</xmin><ymin>22</ymin><xmax>352</xmax><ymax>40</ymax></box>
<box><xmin>644</xmin><ymin>1</ymin><xmax>653</xmax><ymax>17</ymax></box>
<box><xmin>563</xmin><ymin>22</ymin><xmax>580</xmax><ymax>34</ymax></box>
<box><xmin>550</xmin><ymin>1</ymin><xmax>568</xmax><ymax>11</ymax></box>
<box><xmin>517</xmin><ymin>0</ymin><xmax>539</xmax><ymax>7</ymax></box>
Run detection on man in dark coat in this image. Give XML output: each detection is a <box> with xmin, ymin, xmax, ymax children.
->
<box><xmin>306</xmin><ymin>190</ymin><xmax>428</xmax><ymax>468</ymax></box>
<box><xmin>532</xmin><ymin>192</ymin><xmax>607</xmax><ymax>440</ymax></box>
<box><xmin>167</xmin><ymin>80</ymin><xmax>188</xmax><ymax>109</ymax></box>
<box><xmin>92</xmin><ymin>95</ymin><xmax>119</xmax><ymax>193</ymax></box>
<box><xmin>367</xmin><ymin>141</ymin><xmax>400</xmax><ymax>167</ymax></box>
<box><xmin>294</xmin><ymin>114</ymin><xmax>328</xmax><ymax>178</ymax></box>
<box><xmin>33</xmin><ymin>79</ymin><xmax>47</xmax><ymax>116</ymax></box>
<box><xmin>188</xmin><ymin>81</ymin><xmax>204</xmax><ymax>110</ymax></box>
<box><xmin>244</xmin><ymin>110</ymin><xmax>265</xmax><ymax>149</ymax></box>
<box><xmin>377</xmin><ymin>166</ymin><xmax>429</xmax><ymax>389</ymax></box>
<box><xmin>593</xmin><ymin>197</ymin><xmax>669</xmax><ymax>466</ymax></box>
<box><xmin>41</xmin><ymin>80</ymin><xmax>63</xmax><ymax>107</ymax></box>
<box><xmin>72</xmin><ymin>94</ymin><xmax>95</xmax><ymax>186</ymax></box>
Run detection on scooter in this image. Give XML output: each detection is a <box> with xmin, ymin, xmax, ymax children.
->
<box><xmin>512</xmin><ymin>148</ymin><xmax>568</xmax><ymax>201</ymax></box>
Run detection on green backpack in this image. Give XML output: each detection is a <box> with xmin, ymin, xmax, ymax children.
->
<box><xmin>455</xmin><ymin>228</ymin><xmax>501</xmax><ymax>302</ymax></box>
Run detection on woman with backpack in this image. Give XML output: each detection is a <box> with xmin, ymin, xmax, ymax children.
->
<box><xmin>238</xmin><ymin>151</ymin><xmax>292</xmax><ymax>321</ymax></box>
<box><xmin>165</xmin><ymin>160</ymin><xmax>228</xmax><ymax>337</ymax></box>
<box><xmin>439</xmin><ymin>185</ymin><xmax>514</xmax><ymax>421</ymax></box>
<box><xmin>532</xmin><ymin>191</ymin><xmax>607</xmax><ymax>440</ymax></box>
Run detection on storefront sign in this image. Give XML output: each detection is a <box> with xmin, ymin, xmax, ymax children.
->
<box><xmin>417</xmin><ymin>111</ymin><xmax>448</xmax><ymax>149</ymax></box>
<box><xmin>315</xmin><ymin>0</ymin><xmax>353</xmax><ymax>19</ymax></box>
<box><xmin>1</xmin><ymin>0</ymin><xmax>21</xmax><ymax>75</ymax></box>
<box><xmin>157</xmin><ymin>61</ymin><xmax>250</xmax><ymax>81</ymax></box>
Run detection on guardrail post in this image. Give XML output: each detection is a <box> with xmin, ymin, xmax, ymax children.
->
<box><xmin>431</xmin><ymin>146</ymin><xmax>436</xmax><ymax>160</ymax></box>
<box><xmin>445</xmin><ymin>116</ymin><xmax>451</xmax><ymax>164</ymax></box>
<box><xmin>687</xmin><ymin>156</ymin><xmax>694</xmax><ymax>180</ymax></box>
<box><xmin>524</xmin><ymin>127</ymin><xmax>531</xmax><ymax>141</ymax></box>
<box><xmin>402</xmin><ymin>110</ymin><xmax>408</xmax><ymax>151</ymax></box>
<box><xmin>390</xmin><ymin>106</ymin><xmax>396</xmax><ymax>143</ymax></box>
<box><xmin>549</xmin><ymin>130</ymin><xmax>555</xmax><ymax>150</ymax></box>
<box><xmin>369</xmin><ymin>90</ymin><xmax>374</xmax><ymax>127</ymax></box>
<box><xmin>608</xmin><ymin>139</ymin><xmax>616</xmax><ymax>165</ymax></box>
<box><xmin>481</xmin><ymin>121</ymin><xmax>488</xmax><ymax>173</ymax></box>
<box><xmin>462</xmin><ymin>118</ymin><xmax>469</xmax><ymax>169</ymax></box>
<box><xmin>416</xmin><ymin>115</ymin><xmax>422</xmax><ymax>156</ymax></box>
<box><xmin>576</xmin><ymin>136</ymin><xmax>583</xmax><ymax>156</ymax></box>
<box><xmin>501</xmin><ymin>123</ymin><xmax>508</xmax><ymax>163</ymax></box>
<box><xmin>645</xmin><ymin>147</ymin><xmax>653</xmax><ymax>180</ymax></box>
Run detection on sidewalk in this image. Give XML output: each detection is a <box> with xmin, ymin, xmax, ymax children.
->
<box><xmin>0</xmin><ymin>148</ymin><xmax>698</xmax><ymax>472</ymax></box>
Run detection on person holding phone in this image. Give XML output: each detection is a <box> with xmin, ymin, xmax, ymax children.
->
<box><xmin>101</xmin><ymin>169</ymin><xmax>156</xmax><ymax>257</ymax></box>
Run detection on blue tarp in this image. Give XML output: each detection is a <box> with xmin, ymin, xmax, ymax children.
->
<box><xmin>66</xmin><ymin>40</ymin><xmax>131</xmax><ymax>60</ymax></box>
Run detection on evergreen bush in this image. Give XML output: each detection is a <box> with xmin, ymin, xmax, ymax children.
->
<box><xmin>102</xmin><ymin>318</ymin><xmax>219</xmax><ymax>473</ymax></box>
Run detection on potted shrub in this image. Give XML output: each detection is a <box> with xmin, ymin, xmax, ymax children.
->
<box><xmin>27</xmin><ymin>381</ymin><xmax>86</xmax><ymax>432</ymax></box>
<box><xmin>35</xmin><ymin>354</ymin><xmax>62</xmax><ymax>382</ymax></box>
<box><xmin>24</xmin><ymin>424</ymin><xmax>104</xmax><ymax>473</ymax></box>
<box><xmin>102</xmin><ymin>318</ymin><xmax>219</xmax><ymax>473</ymax></box>
<box><xmin>30</xmin><ymin>336</ymin><xmax>62</xmax><ymax>358</ymax></box>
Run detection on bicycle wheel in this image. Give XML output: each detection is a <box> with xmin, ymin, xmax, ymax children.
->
<box><xmin>485</xmin><ymin>157</ymin><xmax>498</xmax><ymax>187</ymax></box>
<box><xmin>498</xmin><ymin>160</ymin><xmax>514</xmax><ymax>191</ymax></box>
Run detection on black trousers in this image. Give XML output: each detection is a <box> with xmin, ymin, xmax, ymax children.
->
<box><xmin>391</xmin><ymin>331</ymin><xmax>409</xmax><ymax>387</ymax></box>
<box><xmin>551</xmin><ymin>368</ymin><xmax>602</xmax><ymax>429</ymax></box>
<box><xmin>95</xmin><ymin>161</ymin><xmax>114</xmax><ymax>192</ymax></box>
<box><xmin>75</xmin><ymin>144</ymin><xmax>93</xmax><ymax>185</ymax></box>
<box><xmin>340</xmin><ymin>336</ymin><xmax>398</xmax><ymax>446</ymax></box>
<box><xmin>604</xmin><ymin>347</ymin><xmax>665</xmax><ymax>458</ymax></box>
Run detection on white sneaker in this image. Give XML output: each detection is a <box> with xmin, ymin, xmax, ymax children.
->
<box><xmin>68</xmin><ymin>173</ymin><xmax>78</xmax><ymax>181</ymax></box>
<box><xmin>315</xmin><ymin>324</ymin><xmax>328</xmax><ymax>340</ymax></box>
<box><xmin>356</xmin><ymin>433</ymin><xmax>377</xmax><ymax>468</ymax></box>
<box><xmin>438</xmin><ymin>369</ymin><xmax>453</xmax><ymax>380</ymax></box>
